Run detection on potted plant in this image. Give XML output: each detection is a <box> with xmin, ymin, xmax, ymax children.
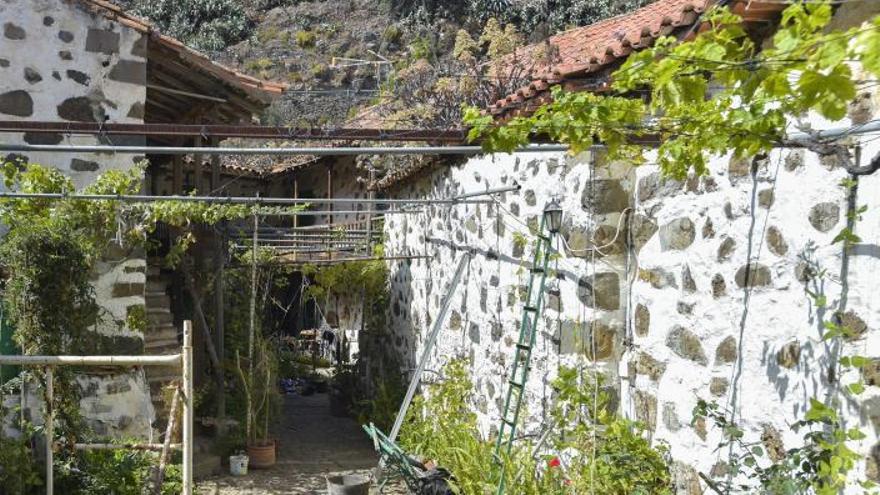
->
<box><xmin>235</xmin><ymin>335</ymin><xmax>279</xmax><ymax>468</ymax></box>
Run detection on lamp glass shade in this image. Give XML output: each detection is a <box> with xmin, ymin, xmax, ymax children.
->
<box><xmin>544</xmin><ymin>200</ymin><xmax>563</xmax><ymax>233</ymax></box>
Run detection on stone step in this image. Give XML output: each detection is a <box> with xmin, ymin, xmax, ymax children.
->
<box><xmin>146</xmin><ymin>293</ymin><xmax>170</xmax><ymax>309</ymax></box>
<box><xmin>148</xmin><ymin>311</ymin><xmax>173</xmax><ymax>326</ymax></box>
<box><xmin>147</xmin><ymin>280</ymin><xmax>169</xmax><ymax>293</ymax></box>
<box><xmin>144</xmin><ymin>340</ymin><xmax>179</xmax><ymax>354</ymax></box>
<box><xmin>146</xmin><ymin>322</ymin><xmax>177</xmax><ymax>336</ymax></box>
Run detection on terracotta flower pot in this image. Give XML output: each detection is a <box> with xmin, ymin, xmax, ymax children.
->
<box><xmin>247</xmin><ymin>440</ymin><xmax>276</xmax><ymax>469</ymax></box>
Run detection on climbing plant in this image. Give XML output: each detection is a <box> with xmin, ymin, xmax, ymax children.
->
<box><xmin>0</xmin><ymin>160</ymin><xmax>300</xmax><ymax>488</ymax></box>
<box><xmin>466</xmin><ymin>1</ymin><xmax>880</xmax><ymax>492</ymax></box>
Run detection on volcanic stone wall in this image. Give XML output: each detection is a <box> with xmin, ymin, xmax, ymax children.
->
<box><xmin>0</xmin><ymin>0</ymin><xmax>152</xmax><ymax>439</ymax></box>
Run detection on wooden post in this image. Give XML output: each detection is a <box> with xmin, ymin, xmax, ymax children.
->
<box><xmin>182</xmin><ymin>321</ymin><xmax>193</xmax><ymax>495</ymax></box>
<box><xmin>154</xmin><ymin>386</ymin><xmax>180</xmax><ymax>494</ymax></box>
<box><xmin>210</xmin><ymin>137</ymin><xmax>221</xmax><ymax>194</ymax></box>
<box><xmin>214</xmin><ymin>235</ymin><xmax>226</xmax><ymax>421</ymax></box>
<box><xmin>45</xmin><ymin>366</ymin><xmax>54</xmax><ymax>495</ymax></box>
<box><xmin>193</xmin><ymin>136</ymin><xmax>203</xmax><ymax>194</ymax></box>
<box><xmin>292</xmin><ymin>180</ymin><xmax>298</xmax><ymax>262</ymax></box>
<box><xmin>172</xmin><ymin>155</ymin><xmax>183</xmax><ymax>195</ymax></box>
<box><xmin>326</xmin><ymin>165</ymin><xmax>333</xmax><ymax>260</ymax></box>
<box><xmin>247</xmin><ymin>214</ymin><xmax>258</xmax><ymax>441</ymax></box>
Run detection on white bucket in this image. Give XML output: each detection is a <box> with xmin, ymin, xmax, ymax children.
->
<box><xmin>229</xmin><ymin>454</ymin><xmax>249</xmax><ymax>476</ymax></box>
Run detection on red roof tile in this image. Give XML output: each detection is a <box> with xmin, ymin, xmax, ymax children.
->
<box><xmin>489</xmin><ymin>0</ymin><xmax>710</xmax><ymax>116</ymax></box>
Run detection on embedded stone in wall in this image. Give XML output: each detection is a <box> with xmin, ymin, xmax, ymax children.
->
<box><xmin>592</xmin><ymin>224</ymin><xmax>626</xmax><ymax>255</ymax></box>
<box><xmin>576</xmin><ymin>272</ymin><xmax>619</xmax><ymax>310</ymax></box>
<box><xmin>766</xmin><ymin>226</ymin><xmax>788</xmax><ymax>256</ymax></box>
<box><xmin>524</xmin><ymin>189</ymin><xmax>536</xmax><ymax>206</ymax></box>
<box><xmin>581</xmin><ymin>179</ymin><xmax>628</xmax><ymax>214</ymax></box>
<box><xmin>490</xmin><ymin>322</ymin><xmax>502</xmax><ymax>342</ymax></box>
<box><xmin>67</xmin><ymin>69</ymin><xmax>90</xmax><ymax>86</ymax></box>
<box><xmin>702</xmin><ymin>217</ymin><xmax>715</xmax><ymax>239</ymax></box>
<box><xmin>59</xmin><ymin>30</ymin><xmax>74</xmax><ymax>43</ymax></box>
<box><xmin>666</xmin><ymin>326</ymin><xmax>708</xmax><ymax>365</ymax></box>
<box><xmin>849</xmin><ymin>92</ymin><xmax>875</xmax><ymax>125</ymax></box>
<box><xmin>449</xmin><ymin>310</ymin><xmax>461</xmax><ymax>330</ymax></box>
<box><xmin>108</xmin><ymin>60</ymin><xmax>146</xmax><ymax>85</ymax></box>
<box><xmin>638</xmin><ymin>267</ymin><xmax>677</xmax><ymax>289</ymax></box>
<box><xmin>630</xmin><ymin>214</ymin><xmax>658</xmax><ymax>251</ymax></box>
<box><xmin>863</xmin><ymin>359</ymin><xmax>880</xmax><ymax>387</ymax></box>
<box><xmin>710</xmin><ymin>377</ymin><xmax>729</xmax><ymax>396</ymax></box>
<box><xmin>728</xmin><ymin>155</ymin><xmax>752</xmax><ymax>181</ymax></box>
<box><xmin>24</xmin><ymin>67</ymin><xmax>42</xmax><ymax>84</ymax></box>
<box><xmin>638</xmin><ymin>172</ymin><xmax>682</xmax><ymax>202</ymax></box>
<box><xmin>587</xmin><ymin>322</ymin><xmax>616</xmax><ymax>361</ymax></box>
<box><xmin>465</xmin><ymin>217</ymin><xmax>477</xmax><ymax>234</ymax></box>
<box><xmin>24</xmin><ymin>132</ymin><xmax>63</xmax><ymax>145</ymax></box>
<box><xmin>3</xmin><ymin>23</ymin><xmax>26</xmax><ymax>40</ymax></box>
<box><xmin>58</xmin><ymin>96</ymin><xmax>105</xmax><ymax>122</ymax></box>
<box><xmin>735</xmin><ymin>262</ymin><xmax>772</xmax><ymax>288</ymax></box>
<box><xmin>635</xmin><ymin>304</ymin><xmax>650</xmax><ymax>337</ymax></box>
<box><xmin>714</xmin><ymin>336</ymin><xmax>737</xmax><ymax>365</ymax></box>
<box><xmin>127</xmin><ymin>102</ymin><xmax>145</xmax><ymax>119</ymax></box>
<box><xmin>468</xmin><ymin>322</ymin><xmax>480</xmax><ymax>344</ymax></box>
<box><xmin>676</xmin><ymin>301</ymin><xmax>694</xmax><ymax>314</ymax></box>
<box><xmin>633</xmin><ymin>390</ymin><xmax>657</xmax><ymax>431</ymax></box>
<box><xmin>776</xmin><ymin>341</ymin><xmax>801</xmax><ymax>369</ymax></box>
<box><xmin>835</xmin><ymin>310</ymin><xmax>867</xmax><ymax>341</ymax></box>
<box><xmin>0</xmin><ymin>59</ymin><xmax>8</xmax><ymax>67</ymax></box>
<box><xmin>761</xmin><ymin>424</ymin><xmax>786</xmax><ymax>462</ymax></box>
<box><xmin>631</xmin><ymin>351</ymin><xmax>665</xmax><ymax>381</ymax></box>
<box><xmin>659</xmin><ymin>217</ymin><xmax>695</xmax><ymax>251</ymax></box>
<box><xmin>808</xmin><ymin>202</ymin><xmax>840</xmax><ymax>233</ymax></box>
<box><xmin>784</xmin><ymin>149</ymin><xmax>804</xmax><ymax>171</ymax></box>
<box><xmin>662</xmin><ymin>402</ymin><xmax>682</xmax><ymax>431</ymax></box>
<box><xmin>131</xmin><ymin>34</ymin><xmax>148</xmax><ymax>58</ymax></box>
<box><xmin>682</xmin><ymin>265</ymin><xmax>697</xmax><ymax>293</ymax></box>
<box><xmin>717</xmin><ymin>236</ymin><xmax>736</xmax><ymax>261</ymax></box>
<box><xmin>85</xmin><ymin>28</ymin><xmax>121</xmax><ymax>55</ymax></box>
<box><xmin>795</xmin><ymin>260</ymin><xmax>816</xmax><ymax>283</ymax></box>
<box><xmin>546</xmin><ymin>287</ymin><xmax>562</xmax><ymax>312</ymax></box>
<box><xmin>71</xmin><ymin>159</ymin><xmax>100</xmax><ymax>172</ymax></box>
<box><xmin>868</xmin><ymin>443</ymin><xmax>880</xmax><ymax>483</ymax></box>
<box><xmin>693</xmin><ymin>416</ymin><xmax>707</xmax><ymax>440</ymax></box>
<box><xmin>671</xmin><ymin>462</ymin><xmax>702</xmax><ymax>495</ymax></box>
<box><xmin>0</xmin><ymin>90</ymin><xmax>34</xmax><ymax>117</ymax></box>
<box><xmin>758</xmin><ymin>188</ymin><xmax>775</xmax><ymax>209</ymax></box>
<box><xmin>561</xmin><ymin>219</ymin><xmax>589</xmax><ymax>256</ymax></box>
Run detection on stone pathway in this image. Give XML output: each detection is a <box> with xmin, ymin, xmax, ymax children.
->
<box><xmin>196</xmin><ymin>393</ymin><xmax>406</xmax><ymax>494</ymax></box>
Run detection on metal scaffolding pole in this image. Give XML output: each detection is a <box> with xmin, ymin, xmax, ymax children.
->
<box><xmin>0</xmin><ymin>143</ymin><xmax>570</xmax><ymax>156</ymax></box>
<box><xmin>0</xmin><ymin>192</ymin><xmax>491</xmax><ymax>205</ymax></box>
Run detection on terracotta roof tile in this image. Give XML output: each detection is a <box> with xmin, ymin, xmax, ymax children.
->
<box><xmin>490</xmin><ymin>0</ymin><xmax>710</xmax><ymax>116</ymax></box>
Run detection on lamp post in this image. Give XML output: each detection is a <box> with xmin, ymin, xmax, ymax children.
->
<box><xmin>544</xmin><ymin>199</ymin><xmax>563</xmax><ymax>234</ymax></box>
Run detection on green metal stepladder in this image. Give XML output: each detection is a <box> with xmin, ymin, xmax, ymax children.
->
<box><xmin>493</xmin><ymin>200</ymin><xmax>563</xmax><ymax>495</ymax></box>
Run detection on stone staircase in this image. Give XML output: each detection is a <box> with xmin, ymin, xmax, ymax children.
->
<box><xmin>145</xmin><ymin>261</ymin><xmax>180</xmax><ymax>428</ymax></box>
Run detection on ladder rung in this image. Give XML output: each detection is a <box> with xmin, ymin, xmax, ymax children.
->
<box><xmin>537</xmin><ymin>234</ymin><xmax>550</xmax><ymax>242</ymax></box>
<box><xmin>524</xmin><ymin>306</ymin><xmax>538</xmax><ymax>312</ymax></box>
<box><xmin>515</xmin><ymin>343</ymin><xmax>531</xmax><ymax>351</ymax></box>
<box><xmin>501</xmin><ymin>418</ymin><xmax>516</xmax><ymax>427</ymax></box>
<box><xmin>508</xmin><ymin>380</ymin><xmax>523</xmax><ymax>388</ymax></box>
<box><xmin>530</xmin><ymin>267</ymin><xmax>545</xmax><ymax>274</ymax></box>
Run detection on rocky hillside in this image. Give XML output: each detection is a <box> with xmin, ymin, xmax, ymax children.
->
<box><xmin>120</xmin><ymin>0</ymin><xmax>653</xmax><ymax>127</ymax></box>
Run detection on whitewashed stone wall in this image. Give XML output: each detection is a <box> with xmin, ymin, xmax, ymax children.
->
<box><xmin>384</xmin><ymin>151</ymin><xmax>633</xmax><ymax>436</ymax></box>
<box><xmin>0</xmin><ymin>0</ymin><xmax>153</xmax><ymax>439</ymax></box>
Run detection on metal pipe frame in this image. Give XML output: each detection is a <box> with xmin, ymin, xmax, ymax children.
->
<box><xmin>3</xmin><ymin>323</ymin><xmax>194</xmax><ymax>495</ymax></box>
<box><xmin>0</xmin><ymin>121</ymin><xmax>468</xmax><ymax>142</ymax></box>
<box><xmin>0</xmin><ymin>143</ymin><xmax>570</xmax><ymax>156</ymax></box>
<box><xmin>0</xmin><ymin>192</ymin><xmax>489</xmax><ymax>206</ymax></box>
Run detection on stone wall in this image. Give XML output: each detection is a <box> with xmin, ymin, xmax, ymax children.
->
<box><xmin>384</xmin><ymin>139</ymin><xmax>880</xmax><ymax>492</ymax></box>
<box><xmin>0</xmin><ymin>0</ymin><xmax>153</xmax><ymax>439</ymax></box>
<box><xmin>384</xmin><ymin>151</ymin><xmax>632</xmax><ymax>436</ymax></box>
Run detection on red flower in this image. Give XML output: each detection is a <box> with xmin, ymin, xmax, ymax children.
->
<box><xmin>548</xmin><ymin>457</ymin><xmax>561</xmax><ymax>468</ymax></box>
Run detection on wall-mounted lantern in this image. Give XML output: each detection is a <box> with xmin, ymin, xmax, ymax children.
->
<box><xmin>544</xmin><ymin>199</ymin><xmax>563</xmax><ymax>234</ymax></box>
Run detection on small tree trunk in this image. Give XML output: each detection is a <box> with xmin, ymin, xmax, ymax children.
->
<box><xmin>154</xmin><ymin>385</ymin><xmax>180</xmax><ymax>494</ymax></box>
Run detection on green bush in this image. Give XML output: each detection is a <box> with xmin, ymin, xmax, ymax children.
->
<box><xmin>295</xmin><ymin>30</ymin><xmax>317</xmax><ymax>48</ymax></box>
<box><xmin>132</xmin><ymin>0</ymin><xmax>250</xmax><ymax>52</ymax></box>
<box><xmin>400</xmin><ymin>361</ymin><xmax>672</xmax><ymax>494</ymax></box>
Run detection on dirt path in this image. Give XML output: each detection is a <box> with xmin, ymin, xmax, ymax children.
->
<box><xmin>197</xmin><ymin>393</ymin><xmax>406</xmax><ymax>494</ymax></box>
